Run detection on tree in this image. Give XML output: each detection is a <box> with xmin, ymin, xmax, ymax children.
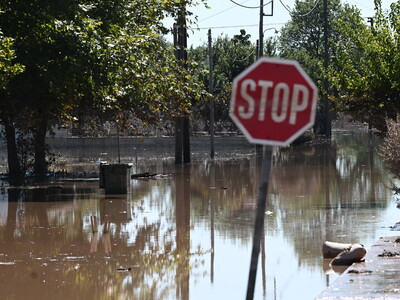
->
<box><xmin>380</xmin><ymin>117</ymin><xmax>400</xmax><ymax>178</ymax></box>
<box><xmin>0</xmin><ymin>32</ymin><xmax>25</xmax><ymax>184</ymax></box>
<box><xmin>278</xmin><ymin>0</ymin><xmax>361</xmax><ymax>133</ymax></box>
<box><xmin>189</xmin><ymin>30</ymin><xmax>265</xmax><ymax>131</ymax></box>
<box><xmin>263</xmin><ymin>36</ymin><xmax>279</xmax><ymax>58</ymax></box>
<box><xmin>0</xmin><ymin>33</ymin><xmax>24</xmax><ymax>90</ymax></box>
<box><xmin>329</xmin><ymin>0</ymin><xmax>400</xmax><ymax>134</ymax></box>
<box><xmin>0</xmin><ymin>0</ymin><xmax>206</xmax><ymax>183</ymax></box>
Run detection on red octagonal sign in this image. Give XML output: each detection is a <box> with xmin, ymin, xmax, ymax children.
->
<box><xmin>230</xmin><ymin>57</ymin><xmax>318</xmax><ymax>146</ymax></box>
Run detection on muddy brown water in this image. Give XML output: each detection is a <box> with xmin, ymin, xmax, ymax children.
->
<box><xmin>0</xmin><ymin>131</ymin><xmax>398</xmax><ymax>300</ymax></box>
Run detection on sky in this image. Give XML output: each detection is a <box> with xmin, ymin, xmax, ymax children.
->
<box><xmin>167</xmin><ymin>0</ymin><xmax>395</xmax><ymax>47</ymax></box>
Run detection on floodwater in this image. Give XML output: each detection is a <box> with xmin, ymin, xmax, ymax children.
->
<box><xmin>0</xmin><ymin>131</ymin><xmax>399</xmax><ymax>300</ymax></box>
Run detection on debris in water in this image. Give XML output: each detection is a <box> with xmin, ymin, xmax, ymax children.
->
<box><xmin>378</xmin><ymin>249</ymin><xmax>400</xmax><ymax>257</ymax></box>
<box><xmin>348</xmin><ymin>269</ymin><xmax>373</xmax><ymax>274</ymax></box>
<box><xmin>117</xmin><ymin>267</ymin><xmax>132</xmax><ymax>272</ymax></box>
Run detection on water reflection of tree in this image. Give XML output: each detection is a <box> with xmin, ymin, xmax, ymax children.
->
<box><xmin>188</xmin><ymin>158</ymin><xmax>264</xmax><ymax>242</ymax></box>
<box><xmin>270</xmin><ymin>132</ymin><xmax>392</xmax><ymax>267</ymax></box>
<box><xmin>0</xmin><ymin>133</ymin><xmax>390</xmax><ymax>298</ymax></box>
<box><xmin>0</xmin><ymin>160</ymin><xmax>268</xmax><ymax>299</ymax></box>
<box><xmin>0</xmin><ymin>181</ymin><xmax>206</xmax><ymax>300</ymax></box>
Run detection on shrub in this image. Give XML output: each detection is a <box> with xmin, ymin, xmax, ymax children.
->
<box><xmin>381</xmin><ymin>117</ymin><xmax>400</xmax><ymax>178</ymax></box>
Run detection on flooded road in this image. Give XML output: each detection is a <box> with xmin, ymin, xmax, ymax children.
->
<box><xmin>0</xmin><ymin>131</ymin><xmax>398</xmax><ymax>300</ymax></box>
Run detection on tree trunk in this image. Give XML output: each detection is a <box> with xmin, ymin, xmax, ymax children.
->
<box><xmin>33</xmin><ymin>118</ymin><xmax>48</xmax><ymax>178</ymax></box>
<box><xmin>4</xmin><ymin>122</ymin><xmax>24</xmax><ymax>185</ymax></box>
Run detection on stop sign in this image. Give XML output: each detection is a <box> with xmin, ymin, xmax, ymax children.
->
<box><xmin>229</xmin><ymin>57</ymin><xmax>318</xmax><ymax>146</ymax></box>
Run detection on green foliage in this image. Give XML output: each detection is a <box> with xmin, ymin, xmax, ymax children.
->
<box><xmin>264</xmin><ymin>36</ymin><xmax>279</xmax><ymax>57</ymax></box>
<box><xmin>0</xmin><ymin>0</ymin><xmax>208</xmax><ymax>126</ymax></box>
<box><xmin>0</xmin><ymin>0</ymin><xmax>207</xmax><ymax>178</ymax></box>
<box><xmin>189</xmin><ymin>30</ymin><xmax>271</xmax><ymax>131</ymax></box>
<box><xmin>380</xmin><ymin>117</ymin><xmax>400</xmax><ymax>177</ymax></box>
<box><xmin>279</xmin><ymin>0</ymin><xmax>360</xmax><ymax>88</ymax></box>
<box><xmin>213</xmin><ymin>30</ymin><xmax>256</xmax><ymax>92</ymax></box>
<box><xmin>329</xmin><ymin>0</ymin><xmax>400</xmax><ymax>134</ymax></box>
<box><xmin>278</xmin><ymin>0</ymin><xmax>377</xmax><ymax>134</ymax></box>
<box><xmin>0</xmin><ymin>33</ymin><xmax>24</xmax><ymax>90</ymax></box>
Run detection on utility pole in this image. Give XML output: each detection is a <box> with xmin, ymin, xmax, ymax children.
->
<box><xmin>256</xmin><ymin>40</ymin><xmax>259</xmax><ymax>60</ymax></box>
<box><xmin>322</xmin><ymin>0</ymin><xmax>331</xmax><ymax>137</ymax></box>
<box><xmin>173</xmin><ymin>24</ymin><xmax>183</xmax><ymax>165</ymax></box>
<box><xmin>256</xmin><ymin>0</ymin><xmax>273</xmax><ymax>155</ymax></box>
<box><xmin>208</xmin><ymin>29</ymin><xmax>215</xmax><ymax>159</ymax></box>
<box><xmin>259</xmin><ymin>0</ymin><xmax>264</xmax><ymax>58</ymax></box>
<box><xmin>367</xmin><ymin>17</ymin><xmax>374</xmax><ymax>29</ymax></box>
<box><xmin>258</xmin><ymin>0</ymin><xmax>274</xmax><ymax>58</ymax></box>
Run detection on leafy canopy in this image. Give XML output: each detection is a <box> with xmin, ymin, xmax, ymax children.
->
<box><xmin>0</xmin><ymin>0</ymin><xmax>208</xmax><ymax>131</ymax></box>
<box><xmin>329</xmin><ymin>0</ymin><xmax>400</xmax><ymax>133</ymax></box>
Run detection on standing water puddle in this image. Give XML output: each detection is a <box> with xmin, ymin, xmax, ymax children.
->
<box><xmin>0</xmin><ymin>131</ymin><xmax>398</xmax><ymax>299</ymax></box>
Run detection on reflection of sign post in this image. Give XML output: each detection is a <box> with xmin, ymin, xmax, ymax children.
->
<box><xmin>229</xmin><ymin>57</ymin><xmax>318</xmax><ymax>300</ymax></box>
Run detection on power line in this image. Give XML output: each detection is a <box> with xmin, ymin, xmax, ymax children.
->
<box><xmin>199</xmin><ymin>0</ymin><xmax>252</xmax><ymax>22</ymax></box>
<box><xmin>278</xmin><ymin>0</ymin><xmax>292</xmax><ymax>13</ymax></box>
<box><xmin>229</xmin><ymin>0</ymin><xmax>273</xmax><ymax>9</ymax></box>
<box><xmin>279</xmin><ymin>0</ymin><xmax>322</xmax><ymax>17</ymax></box>
<box><xmin>293</xmin><ymin>0</ymin><xmax>322</xmax><ymax>17</ymax></box>
<box><xmin>192</xmin><ymin>22</ymin><xmax>285</xmax><ymax>30</ymax></box>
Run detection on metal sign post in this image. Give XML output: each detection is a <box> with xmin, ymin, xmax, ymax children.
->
<box><xmin>229</xmin><ymin>57</ymin><xmax>318</xmax><ymax>300</ymax></box>
<box><xmin>246</xmin><ymin>145</ymin><xmax>273</xmax><ymax>300</ymax></box>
